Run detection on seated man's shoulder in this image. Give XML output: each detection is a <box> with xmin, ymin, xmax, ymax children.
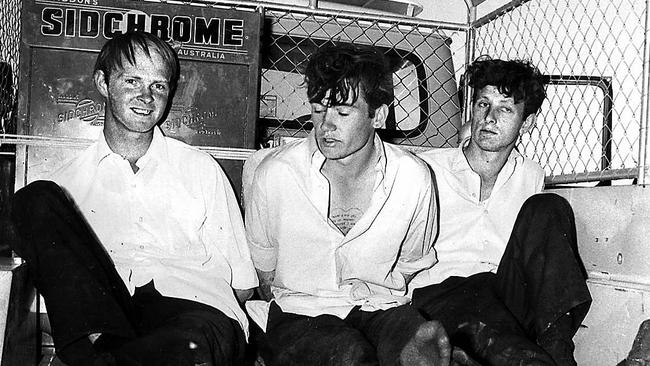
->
<box><xmin>384</xmin><ymin>142</ymin><xmax>434</xmax><ymax>183</ymax></box>
<box><xmin>255</xmin><ymin>139</ymin><xmax>309</xmax><ymax>176</ymax></box>
<box><xmin>415</xmin><ymin>147</ymin><xmax>457</xmax><ymax>169</ymax></box>
<box><xmin>520</xmin><ymin>155</ymin><xmax>546</xmax><ymax>179</ymax></box>
<box><xmin>417</xmin><ymin>147</ymin><xmax>458</xmax><ymax>162</ymax></box>
<box><xmin>163</xmin><ymin>137</ymin><xmax>240</xmax><ymax>181</ymax></box>
<box><xmin>164</xmin><ymin>136</ymin><xmax>216</xmax><ymax>166</ymax></box>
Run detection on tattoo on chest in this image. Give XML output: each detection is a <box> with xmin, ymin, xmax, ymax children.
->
<box><xmin>330</xmin><ymin>207</ymin><xmax>363</xmax><ymax>235</ymax></box>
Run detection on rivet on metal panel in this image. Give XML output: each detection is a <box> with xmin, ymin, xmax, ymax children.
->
<box><xmin>617</xmin><ymin>252</ymin><xmax>624</xmax><ymax>265</ymax></box>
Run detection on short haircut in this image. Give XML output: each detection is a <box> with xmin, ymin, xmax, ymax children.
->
<box><xmin>467</xmin><ymin>58</ymin><xmax>546</xmax><ymax>118</ymax></box>
<box><xmin>94</xmin><ymin>31</ymin><xmax>180</xmax><ymax>92</ymax></box>
<box><xmin>304</xmin><ymin>43</ymin><xmax>393</xmax><ymax>117</ymax></box>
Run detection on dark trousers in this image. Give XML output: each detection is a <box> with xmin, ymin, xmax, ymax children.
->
<box><xmin>263</xmin><ymin>301</ymin><xmax>426</xmax><ymax>366</ymax></box>
<box><xmin>412</xmin><ymin>193</ymin><xmax>592</xmax><ymax>365</ymax></box>
<box><xmin>10</xmin><ymin>180</ymin><xmax>245</xmax><ymax>366</ymax></box>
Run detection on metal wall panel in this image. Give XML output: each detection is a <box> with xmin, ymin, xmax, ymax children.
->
<box><xmin>15</xmin><ymin>0</ymin><xmax>262</xmax><ymax>189</ymax></box>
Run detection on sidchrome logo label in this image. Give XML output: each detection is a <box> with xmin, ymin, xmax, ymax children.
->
<box><xmin>57</xmin><ymin>98</ymin><xmax>104</xmax><ymax>126</ymax></box>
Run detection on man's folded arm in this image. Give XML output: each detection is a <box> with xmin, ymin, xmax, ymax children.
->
<box><xmin>245</xmin><ymin>170</ymin><xmax>277</xmax><ymax>301</ymax></box>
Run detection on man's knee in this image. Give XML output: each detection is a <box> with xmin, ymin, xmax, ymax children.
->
<box><xmin>174</xmin><ymin>309</ymin><xmax>244</xmax><ymax>363</ymax></box>
<box><xmin>521</xmin><ymin>193</ymin><xmax>572</xmax><ymax>218</ymax></box>
<box><xmin>13</xmin><ymin>180</ymin><xmax>66</xmax><ymax>220</ymax></box>
<box><xmin>10</xmin><ymin>181</ymin><xmax>69</xmax><ymax>255</ymax></box>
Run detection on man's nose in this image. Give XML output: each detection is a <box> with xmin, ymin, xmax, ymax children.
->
<box><xmin>137</xmin><ymin>86</ymin><xmax>154</xmax><ymax>103</ymax></box>
<box><xmin>485</xmin><ymin>106</ymin><xmax>497</xmax><ymax>124</ymax></box>
<box><xmin>320</xmin><ymin>108</ymin><xmax>336</xmax><ymax>131</ymax></box>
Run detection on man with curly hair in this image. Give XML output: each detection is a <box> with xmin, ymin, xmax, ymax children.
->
<box><xmin>410</xmin><ymin>58</ymin><xmax>592</xmax><ymax>366</ymax></box>
<box><xmin>246</xmin><ymin>43</ymin><xmax>452</xmax><ymax>365</ymax></box>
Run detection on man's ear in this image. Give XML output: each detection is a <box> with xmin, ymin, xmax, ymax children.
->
<box><xmin>371</xmin><ymin>104</ymin><xmax>389</xmax><ymax>129</ymax></box>
<box><xmin>94</xmin><ymin>70</ymin><xmax>109</xmax><ymax>99</ymax></box>
<box><xmin>520</xmin><ymin>113</ymin><xmax>536</xmax><ymax>135</ymax></box>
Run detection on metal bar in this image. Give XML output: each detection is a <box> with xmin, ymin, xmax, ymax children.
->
<box><xmin>308</xmin><ymin>0</ymin><xmax>318</xmax><ymax>9</ymax></box>
<box><xmin>0</xmin><ymin>134</ymin><xmax>256</xmax><ymax>161</ymax></box>
<box><xmin>545</xmin><ymin>168</ymin><xmax>638</xmax><ymax>185</ymax></box>
<box><xmin>638</xmin><ymin>0</ymin><xmax>650</xmax><ymax>185</ymax></box>
<box><xmin>194</xmin><ymin>0</ymin><xmax>471</xmax><ymax>30</ymax></box>
<box><xmin>461</xmin><ymin>0</ymin><xmax>473</xmax><ymax>24</ymax></box>
<box><xmin>462</xmin><ymin>2</ymin><xmax>477</xmax><ymax>133</ymax></box>
<box><xmin>587</xmin><ymin>273</ymin><xmax>650</xmax><ymax>289</ymax></box>
<box><xmin>473</xmin><ymin>0</ymin><xmax>531</xmax><ymax>28</ymax></box>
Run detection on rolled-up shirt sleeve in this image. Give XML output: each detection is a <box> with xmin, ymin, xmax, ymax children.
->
<box><xmin>394</xmin><ymin>165</ymin><xmax>438</xmax><ymax>278</ymax></box>
<box><xmin>202</xmin><ymin>162</ymin><xmax>259</xmax><ymax>290</ymax></box>
<box><xmin>245</xmin><ymin>164</ymin><xmax>278</xmax><ymax>272</ymax></box>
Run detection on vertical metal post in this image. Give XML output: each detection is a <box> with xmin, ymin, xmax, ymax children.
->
<box><xmin>309</xmin><ymin>0</ymin><xmax>318</xmax><ymax>10</ymax></box>
<box><xmin>638</xmin><ymin>0</ymin><xmax>650</xmax><ymax>185</ymax></box>
<box><xmin>462</xmin><ymin>1</ymin><xmax>477</xmax><ymax>131</ymax></box>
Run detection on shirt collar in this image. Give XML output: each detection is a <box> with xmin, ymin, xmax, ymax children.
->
<box><xmin>307</xmin><ymin>130</ymin><xmax>387</xmax><ymax>188</ymax></box>
<box><xmin>91</xmin><ymin>126</ymin><xmax>168</xmax><ymax>168</ymax></box>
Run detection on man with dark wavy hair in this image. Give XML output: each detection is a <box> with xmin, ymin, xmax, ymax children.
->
<box><xmin>410</xmin><ymin>57</ymin><xmax>592</xmax><ymax>366</ymax></box>
<box><xmin>10</xmin><ymin>31</ymin><xmax>257</xmax><ymax>365</ymax></box>
<box><xmin>246</xmin><ymin>43</ymin><xmax>452</xmax><ymax>365</ymax></box>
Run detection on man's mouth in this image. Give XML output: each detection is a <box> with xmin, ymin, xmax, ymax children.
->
<box><xmin>479</xmin><ymin>128</ymin><xmax>497</xmax><ymax>136</ymax></box>
<box><xmin>321</xmin><ymin>136</ymin><xmax>339</xmax><ymax>144</ymax></box>
<box><xmin>131</xmin><ymin>107</ymin><xmax>153</xmax><ymax>116</ymax></box>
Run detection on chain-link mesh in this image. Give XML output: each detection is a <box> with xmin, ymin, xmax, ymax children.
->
<box><xmin>0</xmin><ymin>0</ymin><xmax>20</xmax><ymax>139</ymax></box>
<box><xmin>10</xmin><ymin>0</ymin><xmax>641</xmax><ymax>185</ymax></box>
<box><xmin>474</xmin><ymin>0</ymin><xmax>645</xmax><ymax>184</ymax></box>
<box><xmin>258</xmin><ymin>6</ymin><xmax>467</xmax><ymax>149</ymax></box>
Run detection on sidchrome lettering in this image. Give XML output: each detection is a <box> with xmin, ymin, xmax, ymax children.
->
<box><xmin>40</xmin><ymin>7</ymin><xmax>246</xmax><ymax>48</ymax></box>
<box><xmin>223</xmin><ymin>19</ymin><xmax>243</xmax><ymax>46</ymax></box>
<box><xmin>41</xmin><ymin>8</ymin><xmax>63</xmax><ymax>36</ymax></box>
<box><xmin>194</xmin><ymin>18</ymin><xmax>220</xmax><ymax>45</ymax></box>
<box><xmin>171</xmin><ymin>16</ymin><xmax>192</xmax><ymax>43</ymax></box>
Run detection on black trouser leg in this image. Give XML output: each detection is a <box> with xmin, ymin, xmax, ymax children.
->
<box><xmin>10</xmin><ymin>181</ymin><xmax>136</xmax><ymax>364</ymax></box>
<box><xmin>495</xmin><ymin>193</ymin><xmax>591</xmax><ymax>340</ymax></box>
<box><xmin>412</xmin><ymin>274</ymin><xmax>553</xmax><ymax>365</ymax></box>
<box><xmin>107</xmin><ymin>282</ymin><xmax>246</xmax><ymax>366</ymax></box>
<box><xmin>265</xmin><ymin>303</ymin><xmax>378</xmax><ymax>366</ymax></box>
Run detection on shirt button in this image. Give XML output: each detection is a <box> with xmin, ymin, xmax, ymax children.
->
<box><xmin>139</xmin><ymin>217</ymin><xmax>143</xmax><ymax>222</ymax></box>
<box><xmin>483</xmin><ymin>209</ymin><xmax>488</xmax><ymax>215</ymax></box>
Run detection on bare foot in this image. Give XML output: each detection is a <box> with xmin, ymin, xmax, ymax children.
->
<box><xmin>400</xmin><ymin>320</ymin><xmax>452</xmax><ymax>366</ymax></box>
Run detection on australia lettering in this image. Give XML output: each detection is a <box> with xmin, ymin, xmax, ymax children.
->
<box><xmin>40</xmin><ymin>7</ymin><xmax>245</xmax><ymax>47</ymax></box>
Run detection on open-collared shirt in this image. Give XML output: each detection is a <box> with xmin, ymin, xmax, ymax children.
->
<box><xmin>246</xmin><ymin>132</ymin><xmax>438</xmax><ymax>319</ymax></box>
<box><xmin>409</xmin><ymin>139</ymin><xmax>545</xmax><ymax>290</ymax></box>
<box><xmin>51</xmin><ymin>127</ymin><xmax>258</xmax><ymax>336</ymax></box>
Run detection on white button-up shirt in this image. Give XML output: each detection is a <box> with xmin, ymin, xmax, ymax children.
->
<box><xmin>51</xmin><ymin>127</ymin><xmax>258</xmax><ymax>336</ymax></box>
<box><xmin>409</xmin><ymin>141</ymin><xmax>544</xmax><ymax>290</ymax></box>
<box><xmin>246</xmin><ymin>132</ymin><xmax>438</xmax><ymax>319</ymax></box>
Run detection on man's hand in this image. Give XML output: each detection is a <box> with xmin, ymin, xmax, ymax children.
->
<box><xmin>256</xmin><ymin>269</ymin><xmax>275</xmax><ymax>301</ymax></box>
